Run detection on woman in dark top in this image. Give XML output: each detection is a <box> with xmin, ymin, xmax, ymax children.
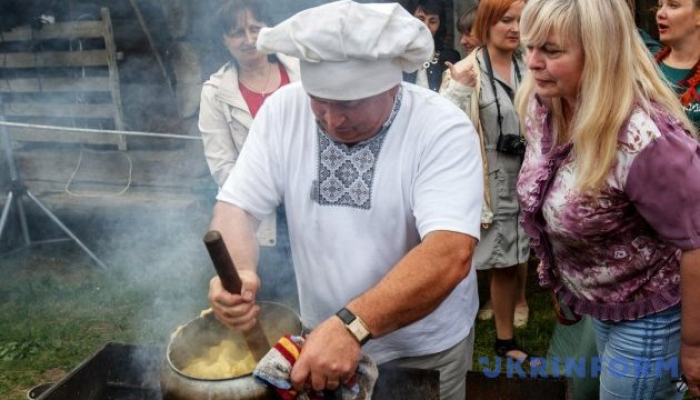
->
<box><xmin>457</xmin><ymin>6</ymin><xmax>479</xmax><ymax>56</ymax></box>
<box><xmin>403</xmin><ymin>0</ymin><xmax>461</xmax><ymax>92</ymax></box>
<box><xmin>655</xmin><ymin>0</ymin><xmax>700</xmax><ymax>130</ymax></box>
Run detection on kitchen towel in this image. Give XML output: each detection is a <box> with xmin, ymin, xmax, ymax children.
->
<box><xmin>253</xmin><ymin>334</ymin><xmax>378</xmax><ymax>400</ymax></box>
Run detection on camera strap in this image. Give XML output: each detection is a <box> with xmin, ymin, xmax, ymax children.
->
<box><xmin>481</xmin><ymin>46</ymin><xmax>521</xmax><ymax>140</ymax></box>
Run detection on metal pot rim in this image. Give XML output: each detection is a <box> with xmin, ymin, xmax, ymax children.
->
<box><xmin>166</xmin><ymin>301</ymin><xmax>301</xmax><ymax>381</ymax></box>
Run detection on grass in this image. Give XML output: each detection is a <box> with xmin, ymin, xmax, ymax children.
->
<box><xmin>0</xmin><ymin>208</ymin><xmax>556</xmax><ymax>400</ymax></box>
<box><xmin>0</xmin><ymin>244</ymin><xmax>212</xmax><ymax>400</ymax></box>
<box><xmin>472</xmin><ymin>264</ymin><xmax>557</xmax><ymax>365</ymax></box>
<box><xmin>0</xmin><ymin>202</ymin><xmax>216</xmax><ymax>400</ymax></box>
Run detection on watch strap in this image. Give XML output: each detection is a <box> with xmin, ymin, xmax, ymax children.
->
<box><xmin>336</xmin><ymin>307</ymin><xmax>356</xmax><ymax>325</ymax></box>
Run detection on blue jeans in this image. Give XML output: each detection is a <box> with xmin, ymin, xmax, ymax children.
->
<box><xmin>592</xmin><ymin>304</ymin><xmax>682</xmax><ymax>400</ymax></box>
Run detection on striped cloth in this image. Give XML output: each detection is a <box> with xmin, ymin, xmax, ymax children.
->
<box><xmin>253</xmin><ymin>334</ymin><xmax>378</xmax><ymax>400</ymax></box>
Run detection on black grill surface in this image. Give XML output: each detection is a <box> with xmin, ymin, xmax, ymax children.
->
<box><xmin>36</xmin><ymin>342</ymin><xmax>440</xmax><ymax>400</ymax></box>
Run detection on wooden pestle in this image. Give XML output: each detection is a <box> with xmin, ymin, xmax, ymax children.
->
<box><xmin>203</xmin><ymin>230</ymin><xmax>270</xmax><ymax>362</ymax></box>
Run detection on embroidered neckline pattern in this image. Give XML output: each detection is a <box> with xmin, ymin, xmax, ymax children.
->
<box><xmin>311</xmin><ymin>87</ymin><xmax>403</xmax><ymax>209</ymax></box>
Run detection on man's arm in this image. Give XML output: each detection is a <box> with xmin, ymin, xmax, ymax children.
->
<box><xmin>291</xmin><ymin>230</ymin><xmax>475</xmax><ymax>391</ymax></box>
<box><xmin>681</xmin><ymin>247</ymin><xmax>700</xmax><ymax>396</ymax></box>
<box><xmin>349</xmin><ymin>230</ymin><xmax>475</xmax><ymax>336</ymax></box>
<box><xmin>208</xmin><ymin>200</ymin><xmax>263</xmax><ymax>332</ymax></box>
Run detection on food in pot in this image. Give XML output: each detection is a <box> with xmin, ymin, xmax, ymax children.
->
<box><xmin>181</xmin><ymin>338</ymin><xmax>256</xmax><ymax>379</ymax></box>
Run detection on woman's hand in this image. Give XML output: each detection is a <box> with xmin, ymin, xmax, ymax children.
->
<box><xmin>681</xmin><ymin>248</ymin><xmax>700</xmax><ymax>396</ymax></box>
<box><xmin>208</xmin><ymin>271</ymin><xmax>261</xmax><ymax>332</ymax></box>
<box><xmin>681</xmin><ymin>341</ymin><xmax>700</xmax><ymax>396</ymax></box>
<box><xmin>445</xmin><ymin>59</ymin><xmax>478</xmax><ymax>87</ymax></box>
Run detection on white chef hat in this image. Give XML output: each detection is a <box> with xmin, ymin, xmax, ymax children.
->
<box><xmin>257</xmin><ymin>0</ymin><xmax>434</xmax><ymax>101</ymax></box>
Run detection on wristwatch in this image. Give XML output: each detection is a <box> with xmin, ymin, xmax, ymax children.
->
<box><xmin>336</xmin><ymin>307</ymin><xmax>371</xmax><ymax>345</ymax></box>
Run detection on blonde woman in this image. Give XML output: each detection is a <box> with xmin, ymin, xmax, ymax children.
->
<box><xmin>515</xmin><ymin>0</ymin><xmax>700</xmax><ymax>398</ymax></box>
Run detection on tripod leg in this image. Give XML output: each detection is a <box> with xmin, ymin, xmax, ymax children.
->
<box><xmin>0</xmin><ymin>190</ymin><xmax>14</xmax><ymax>244</ymax></box>
<box><xmin>15</xmin><ymin>190</ymin><xmax>32</xmax><ymax>246</ymax></box>
<box><xmin>25</xmin><ymin>190</ymin><xmax>108</xmax><ymax>270</ymax></box>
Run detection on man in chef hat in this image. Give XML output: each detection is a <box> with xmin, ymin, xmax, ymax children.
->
<box><xmin>207</xmin><ymin>1</ymin><xmax>483</xmax><ymax>399</ymax></box>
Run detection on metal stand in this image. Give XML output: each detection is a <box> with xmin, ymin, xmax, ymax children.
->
<box><xmin>0</xmin><ymin>122</ymin><xmax>107</xmax><ymax>269</ymax></box>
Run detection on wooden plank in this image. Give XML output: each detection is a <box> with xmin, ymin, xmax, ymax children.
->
<box><xmin>3</xmin><ymin>102</ymin><xmax>116</xmax><ymax>119</ymax></box>
<box><xmin>102</xmin><ymin>7</ymin><xmax>123</xmax><ymax>126</ymax></box>
<box><xmin>0</xmin><ymin>21</ymin><xmax>105</xmax><ymax>42</ymax></box>
<box><xmin>0</xmin><ymin>7</ymin><xmax>126</xmax><ymax>150</ymax></box>
<box><xmin>0</xmin><ymin>50</ymin><xmax>111</xmax><ymax>68</ymax></box>
<box><xmin>6</xmin><ymin>126</ymin><xmax>121</xmax><ymax>146</ymax></box>
<box><xmin>129</xmin><ymin>0</ymin><xmax>175</xmax><ymax>96</ymax></box>
<box><xmin>0</xmin><ymin>77</ymin><xmax>111</xmax><ymax>93</ymax></box>
<box><xmin>101</xmin><ymin>7</ymin><xmax>127</xmax><ymax>150</ymax></box>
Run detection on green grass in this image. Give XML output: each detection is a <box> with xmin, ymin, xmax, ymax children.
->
<box><xmin>0</xmin><ymin>242</ymin><xmax>557</xmax><ymax>400</ymax></box>
<box><xmin>472</xmin><ymin>263</ymin><xmax>557</xmax><ymax>370</ymax></box>
<box><xmin>0</xmin><ymin>202</ymin><xmax>217</xmax><ymax>400</ymax></box>
<box><xmin>0</xmin><ymin>244</ymin><xmax>212</xmax><ymax>399</ymax></box>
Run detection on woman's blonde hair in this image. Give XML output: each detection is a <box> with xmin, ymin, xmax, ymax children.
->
<box><xmin>515</xmin><ymin>0</ymin><xmax>696</xmax><ymax>193</ymax></box>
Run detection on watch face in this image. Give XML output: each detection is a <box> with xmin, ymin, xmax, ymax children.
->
<box><xmin>348</xmin><ymin>319</ymin><xmax>370</xmax><ymax>344</ymax></box>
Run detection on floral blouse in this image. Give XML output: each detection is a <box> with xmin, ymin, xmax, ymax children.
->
<box><xmin>517</xmin><ymin>96</ymin><xmax>700</xmax><ymax>321</ymax></box>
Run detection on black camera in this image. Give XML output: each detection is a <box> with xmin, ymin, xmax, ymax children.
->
<box><xmin>496</xmin><ymin>134</ymin><xmax>527</xmax><ymax>156</ymax></box>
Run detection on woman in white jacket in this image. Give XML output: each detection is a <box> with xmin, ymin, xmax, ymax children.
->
<box><xmin>199</xmin><ymin>0</ymin><xmax>300</xmax><ymax>303</ymax></box>
<box><xmin>199</xmin><ymin>0</ymin><xmax>300</xmax><ymax>187</ymax></box>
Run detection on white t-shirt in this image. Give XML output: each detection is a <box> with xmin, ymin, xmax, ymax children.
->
<box><xmin>219</xmin><ymin>82</ymin><xmax>482</xmax><ymax>363</ymax></box>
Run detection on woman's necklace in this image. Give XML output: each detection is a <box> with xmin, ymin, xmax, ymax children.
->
<box><xmin>422</xmin><ymin>50</ymin><xmax>441</xmax><ymax>70</ymax></box>
<box><xmin>240</xmin><ymin>62</ymin><xmax>274</xmax><ymax>98</ymax></box>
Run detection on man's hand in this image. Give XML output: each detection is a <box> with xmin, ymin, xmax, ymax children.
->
<box><xmin>208</xmin><ymin>270</ymin><xmax>261</xmax><ymax>332</ymax></box>
<box><xmin>445</xmin><ymin>59</ymin><xmax>477</xmax><ymax>88</ymax></box>
<box><xmin>290</xmin><ymin>316</ymin><xmax>361</xmax><ymax>392</ymax></box>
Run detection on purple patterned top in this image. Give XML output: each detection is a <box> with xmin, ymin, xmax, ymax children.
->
<box><xmin>517</xmin><ymin>96</ymin><xmax>700</xmax><ymax>321</ymax></box>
